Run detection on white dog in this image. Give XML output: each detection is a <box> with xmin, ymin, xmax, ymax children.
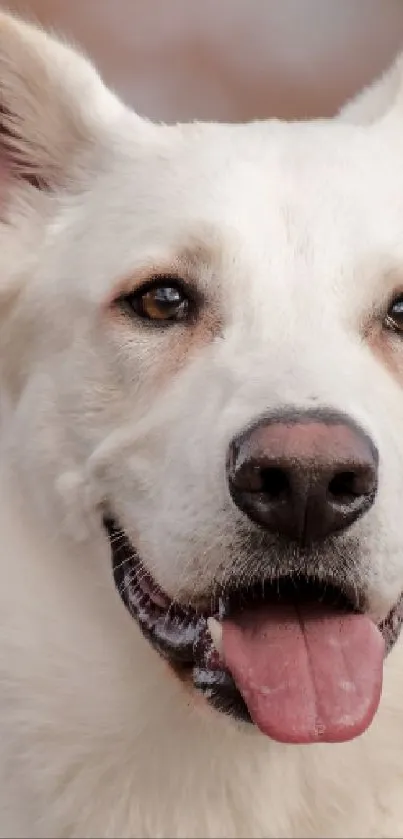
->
<box><xmin>1</xmin><ymin>12</ymin><xmax>403</xmax><ymax>837</ymax></box>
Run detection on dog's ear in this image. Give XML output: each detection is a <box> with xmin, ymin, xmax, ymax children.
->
<box><xmin>338</xmin><ymin>53</ymin><xmax>403</xmax><ymax>124</ymax></box>
<box><xmin>0</xmin><ymin>11</ymin><xmax>125</xmax><ymax>193</ymax></box>
<box><xmin>0</xmin><ymin>12</ymin><xmax>143</xmax><ymax>354</ymax></box>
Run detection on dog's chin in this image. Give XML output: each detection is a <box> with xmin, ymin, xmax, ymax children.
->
<box><xmin>104</xmin><ymin>517</ymin><xmax>403</xmax><ymax>731</ymax></box>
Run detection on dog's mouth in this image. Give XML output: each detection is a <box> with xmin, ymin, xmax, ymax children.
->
<box><xmin>105</xmin><ymin>517</ymin><xmax>403</xmax><ymax>745</ymax></box>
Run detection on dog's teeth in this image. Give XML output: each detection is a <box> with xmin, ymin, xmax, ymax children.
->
<box><xmin>207</xmin><ymin>617</ymin><xmax>223</xmax><ymax>655</ymax></box>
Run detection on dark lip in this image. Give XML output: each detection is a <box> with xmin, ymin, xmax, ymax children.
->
<box><xmin>104</xmin><ymin>516</ymin><xmax>253</xmax><ymax>721</ymax></box>
<box><xmin>104</xmin><ymin>516</ymin><xmax>403</xmax><ymax>723</ymax></box>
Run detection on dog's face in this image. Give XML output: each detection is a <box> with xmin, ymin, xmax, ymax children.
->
<box><xmin>2</xmin><ymin>14</ymin><xmax>403</xmax><ymax>744</ymax></box>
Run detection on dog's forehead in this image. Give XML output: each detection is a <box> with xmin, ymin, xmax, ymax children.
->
<box><xmin>122</xmin><ymin>117</ymin><xmax>403</xmax><ymax>245</ymax></box>
<box><xmin>121</xmin><ymin>118</ymin><xmax>400</xmax><ymax>210</ymax></box>
<box><xmin>64</xmin><ymin>116</ymin><xmax>403</xmax><ymax>307</ymax></box>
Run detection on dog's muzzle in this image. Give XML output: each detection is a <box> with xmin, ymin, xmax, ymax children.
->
<box><xmin>105</xmin><ymin>409</ymin><xmax>403</xmax><ymax>746</ymax></box>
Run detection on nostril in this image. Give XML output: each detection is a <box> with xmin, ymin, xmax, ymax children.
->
<box><xmin>328</xmin><ymin>471</ymin><xmax>358</xmax><ymax>504</ymax></box>
<box><xmin>327</xmin><ymin>469</ymin><xmax>374</xmax><ymax>505</ymax></box>
<box><xmin>232</xmin><ymin>463</ymin><xmax>290</xmax><ymax>500</ymax></box>
<box><xmin>260</xmin><ymin>467</ymin><xmax>290</xmax><ymax>501</ymax></box>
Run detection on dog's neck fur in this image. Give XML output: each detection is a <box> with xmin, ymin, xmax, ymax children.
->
<box><xmin>0</xmin><ymin>461</ymin><xmax>402</xmax><ymax>839</ymax></box>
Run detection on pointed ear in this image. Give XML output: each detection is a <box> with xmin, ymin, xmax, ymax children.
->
<box><xmin>0</xmin><ymin>11</ymin><xmax>125</xmax><ymax>191</ymax></box>
<box><xmin>338</xmin><ymin>53</ymin><xmax>403</xmax><ymax>124</ymax></box>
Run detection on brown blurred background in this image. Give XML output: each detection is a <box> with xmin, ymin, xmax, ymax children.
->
<box><xmin>5</xmin><ymin>0</ymin><xmax>403</xmax><ymax>122</ymax></box>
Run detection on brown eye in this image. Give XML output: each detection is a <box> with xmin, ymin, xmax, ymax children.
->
<box><xmin>385</xmin><ymin>296</ymin><xmax>403</xmax><ymax>334</ymax></box>
<box><xmin>120</xmin><ymin>280</ymin><xmax>191</xmax><ymax>324</ymax></box>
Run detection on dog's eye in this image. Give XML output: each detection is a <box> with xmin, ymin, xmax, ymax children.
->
<box><xmin>385</xmin><ymin>295</ymin><xmax>403</xmax><ymax>334</ymax></box>
<box><xmin>119</xmin><ymin>280</ymin><xmax>191</xmax><ymax>324</ymax></box>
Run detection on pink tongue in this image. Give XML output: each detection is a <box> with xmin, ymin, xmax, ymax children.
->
<box><xmin>222</xmin><ymin>604</ymin><xmax>385</xmax><ymax>744</ymax></box>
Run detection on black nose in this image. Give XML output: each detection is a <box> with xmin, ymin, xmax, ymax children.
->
<box><xmin>227</xmin><ymin>410</ymin><xmax>378</xmax><ymax>544</ymax></box>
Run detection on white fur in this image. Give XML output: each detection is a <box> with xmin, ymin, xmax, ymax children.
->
<box><xmin>1</xmin><ymin>13</ymin><xmax>403</xmax><ymax>837</ymax></box>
